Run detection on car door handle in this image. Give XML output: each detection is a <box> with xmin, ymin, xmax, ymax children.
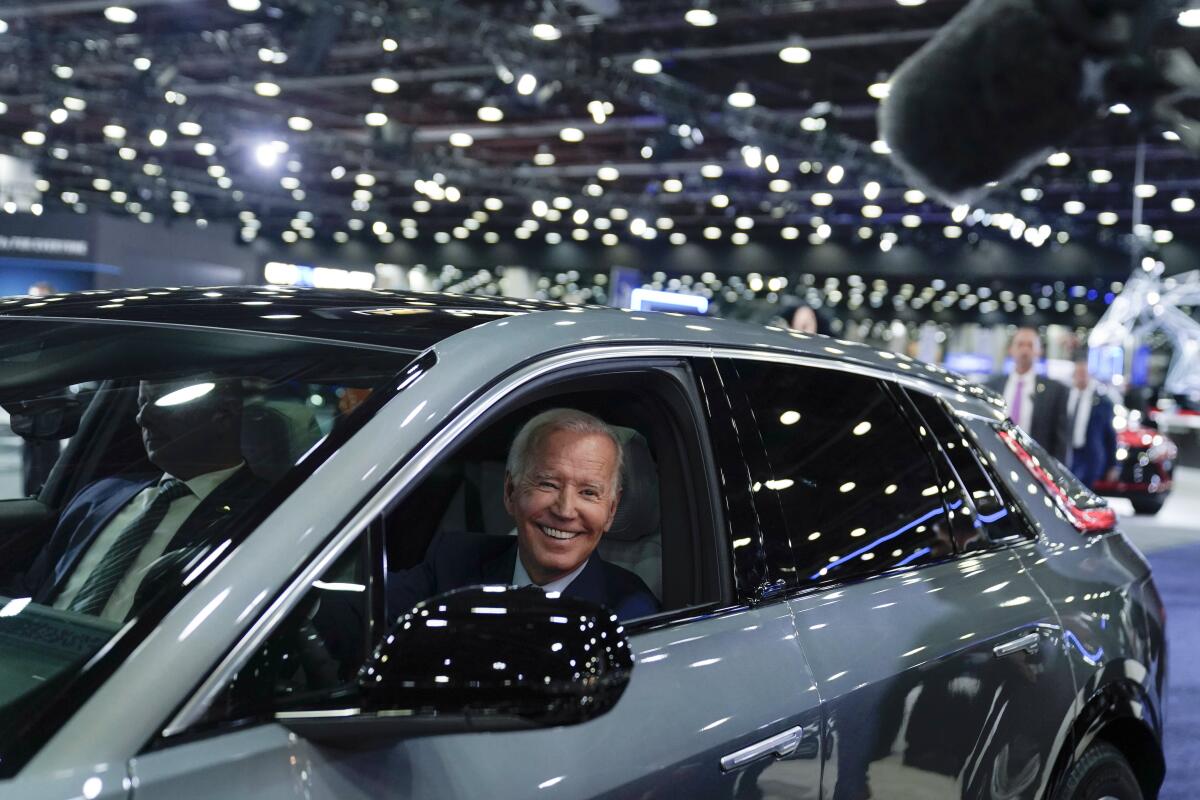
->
<box><xmin>993</xmin><ymin>632</ymin><xmax>1041</xmax><ymax>658</ymax></box>
<box><xmin>720</xmin><ymin>725</ymin><xmax>806</xmax><ymax>772</ymax></box>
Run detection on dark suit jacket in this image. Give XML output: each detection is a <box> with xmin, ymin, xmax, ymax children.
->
<box><xmin>1070</xmin><ymin>393</ymin><xmax>1118</xmax><ymax>486</ymax></box>
<box><xmin>986</xmin><ymin>373</ymin><xmax>1071</xmax><ymax>463</ymax></box>
<box><xmin>22</xmin><ymin>466</ymin><xmax>268</xmax><ymax>605</ymax></box>
<box><xmin>388</xmin><ymin>531</ymin><xmax>660</xmax><ymax>622</ymax></box>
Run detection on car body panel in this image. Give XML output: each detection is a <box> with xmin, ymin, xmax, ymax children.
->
<box><xmin>130</xmin><ymin>606</ymin><xmax>821</xmax><ymax>800</ymax></box>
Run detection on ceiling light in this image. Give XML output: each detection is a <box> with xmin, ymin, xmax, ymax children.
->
<box><xmin>611</xmin><ymin>207</ymin><xmax>629</xmax><ymax>221</ymax></box>
<box><xmin>255</xmin><ymin>142</ymin><xmax>280</xmax><ymax>167</ymax></box>
<box><xmin>633</xmin><ymin>57</ymin><xmax>662</xmax><ymax>75</ymax></box>
<box><xmin>1135</xmin><ymin>183</ymin><xmax>1157</xmax><ymax>198</ymax></box>
<box><xmin>735</xmin><ymin>216</ymin><xmax>754</xmax><ymax>230</ymax></box>
<box><xmin>516</xmin><ymin>74</ymin><xmax>538</xmax><ymax>95</ymax></box>
<box><xmin>1098</xmin><ymin>211</ymin><xmax>1119</xmax><ymax>226</ymax></box>
<box><xmin>704</xmin><ymin>226</ymin><xmax>722</xmax><ymax>240</ymax></box>
<box><xmin>731</xmin><ymin>232</ymin><xmax>749</xmax><ymax>245</ymax></box>
<box><xmin>365</xmin><ymin>111</ymin><xmax>388</xmax><ymax>126</ymax></box>
<box><xmin>863</xmin><ymin>181</ymin><xmax>881</xmax><ymax>200</ymax></box>
<box><xmin>1171</xmin><ymin>196</ymin><xmax>1195</xmax><ymax>213</ymax></box>
<box><xmin>22</xmin><ymin>131</ymin><xmax>46</xmax><ymax>146</ymax></box>
<box><xmin>1090</xmin><ymin>168</ymin><xmax>1113</xmax><ymax>183</ymax></box>
<box><xmin>0</xmin><ymin>20</ymin><xmax>7</xmax><ymax>34</ymax></box>
<box><xmin>769</xmin><ymin>179</ymin><xmax>791</xmax><ymax>192</ymax></box>
<box><xmin>93</xmin><ymin>178</ymin><xmax>112</xmax><ymax>191</ymax></box>
<box><xmin>943</xmin><ymin>225</ymin><xmax>963</xmax><ymax>238</ymax></box>
<box><xmin>371</xmin><ymin>76</ymin><xmax>399</xmax><ymax>94</ymax></box>
<box><xmin>194</xmin><ymin>141</ymin><xmax>216</xmax><ymax>157</ymax></box>
<box><xmin>1180</xmin><ymin>9</ymin><xmax>1200</xmax><ymax>26</ymax></box>
<box><xmin>826</xmin><ymin>164</ymin><xmax>845</xmax><ymax>184</ymax></box>
<box><xmin>781</xmin><ymin>226</ymin><xmax>800</xmax><ymax>240</ymax></box>
<box><xmin>560</xmin><ymin>127</ymin><xmax>584</xmax><ymax>142</ymax></box>
<box><xmin>902</xmin><ymin>214</ymin><xmax>921</xmax><ymax>228</ymax></box>
<box><xmin>871</xmin><ymin>139</ymin><xmax>891</xmax><ymax>154</ymax></box>
<box><xmin>49</xmin><ymin>108</ymin><xmax>68</xmax><ymax>124</ymax></box>
<box><xmin>148</xmin><ymin>128</ymin><xmax>168</xmax><ymax>146</ymax></box>
<box><xmin>700</xmin><ymin>164</ymin><xmax>723</xmax><ymax>179</ymax></box>
<box><xmin>288</xmin><ymin>116</ymin><xmax>312</xmax><ymax>132</ymax></box>
<box><xmin>178</xmin><ymin>121</ymin><xmax>202</xmax><ymax>136</ymax></box>
<box><xmin>102</xmin><ymin>124</ymin><xmax>126</xmax><ymax>139</ymax></box>
<box><xmin>381</xmin><ymin>38</ymin><xmax>398</xmax><ymax>52</ymax></box>
<box><xmin>228</xmin><ymin>0</ymin><xmax>262</xmax><ymax>10</ymax></box>
<box><xmin>711</xmin><ymin>194</ymin><xmax>729</xmax><ymax>208</ymax></box>
<box><xmin>779</xmin><ymin>46</ymin><xmax>811</xmax><ymax>64</ymax></box>
<box><xmin>254</xmin><ymin>81</ymin><xmax>281</xmax><ymax>97</ymax></box>
<box><xmin>1063</xmin><ymin>200</ymin><xmax>1085</xmax><ymax>214</ymax></box>
<box><xmin>867</xmin><ymin>81</ymin><xmax>891</xmax><ymax>100</ymax></box>
<box><xmin>727</xmin><ymin>89</ymin><xmax>756</xmax><ymax>108</ymax></box>
<box><xmin>685</xmin><ymin>8</ymin><xmax>718</xmax><ymax>26</ymax></box>
<box><xmin>63</xmin><ymin>96</ymin><xmax>86</xmax><ymax>111</ymax></box>
<box><xmin>862</xmin><ymin>204</ymin><xmax>883</xmax><ymax>218</ymax></box>
<box><xmin>531</xmin><ymin>23</ymin><xmax>562</xmax><ymax>41</ymax></box>
<box><xmin>533</xmin><ymin>151</ymin><xmax>556</xmax><ymax>166</ymax></box>
<box><xmin>1109</xmin><ymin>103</ymin><xmax>1131</xmax><ymax>115</ymax></box>
<box><xmin>134</xmin><ymin>57</ymin><xmax>151</xmax><ymax>71</ymax></box>
<box><xmin>477</xmin><ymin>105</ymin><xmax>503</xmax><ymax>122</ymax></box>
<box><xmin>1020</xmin><ymin>187</ymin><xmax>1043</xmax><ymax>202</ymax></box>
<box><xmin>118</xmin><ymin>147</ymin><xmax>136</xmax><ymax>160</ymax></box>
<box><xmin>485</xmin><ymin>197</ymin><xmax>503</xmax><ymax>211</ymax></box>
<box><xmin>904</xmin><ymin>188</ymin><xmax>925</xmax><ymax>203</ymax></box>
<box><xmin>355</xmin><ymin>173</ymin><xmax>376</xmax><ymax>187</ymax></box>
<box><xmin>663</xmin><ymin>178</ymin><xmax>683</xmax><ymax>192</ymax></box>
<box><xmin>811</xmin><ymin>192</ymin><xmax>833</xmax><ymax>206</ymax></box>
<box><xmin>1046</xmin><ymin>151</ymin><xmax>1071</xmax><ymax>167</ymax></box>
<box><xmin>449</xmin><ymin>132</ymin><xmax>474</xmax><ymax>147</ymax></box>
<box><xmin>104</xmin><ymin>6</ymin><xmax>137</xmax><ymax>24</ymax></box>
<box><xmin>597</xmin><ymin>166</ymin><xmax>620</xmax><ymax>181</ymax></box>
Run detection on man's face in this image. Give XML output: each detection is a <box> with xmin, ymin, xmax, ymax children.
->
<box><xmin>504</xmin><ymin>429</ymin><xmax>621</xmax><ymax>585</ymax></box>
<box><xmin>791</xmin><ymin>306</ymin><xmax>818</xmax><ymax>334</ymax></box>
<box><xmin>136</xmin><ymin>379</ymin><xmax>236</xmax><ymax>477</ymax></box>
<box><xmin>1009</xmin><ymin>329</ymin><xmax>1041</xmax><ymax>374</ymax></box>
<box><xmin>1073</xmin><ymin>362</ymin><xmax>1091</xmax><ymax>390</ymax></box>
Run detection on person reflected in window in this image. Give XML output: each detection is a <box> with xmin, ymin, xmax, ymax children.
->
<box><xmin>389</xmin><ymin>408</ymin><xmax>659</xmax><ymax>621</ymax></box>
<box><xmin>985</xmin><ymin>327</ymin><xmax>1070</xmax><ymax>462</ymax></box>
<box><xmin>20</xmin><ymin>376</ymin><xmax>268</xmax><ymax>622</ymax></box>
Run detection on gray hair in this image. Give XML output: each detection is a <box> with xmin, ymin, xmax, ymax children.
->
<box><xmin>506</xmin><ymin>408</ymin><xmax>624</xmax><ymax>493</ymax></box>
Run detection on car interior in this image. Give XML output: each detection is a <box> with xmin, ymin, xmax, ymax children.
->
<box><xmin>378</xmin><ymin>364</ymin><xmax>730</xmax><ymax>622</ymax></box>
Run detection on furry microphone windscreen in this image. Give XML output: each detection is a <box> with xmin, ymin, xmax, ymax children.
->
<box><xmin>879</xmin><ymin>0</ymin><xmax>1100</xmax><ymax>206</ymax></box>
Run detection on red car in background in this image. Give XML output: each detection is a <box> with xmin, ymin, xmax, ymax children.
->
<box><xmin>1092</xmin><ymin>408</ymin><xmax>1177</xmax><ymax>515</ymax></box>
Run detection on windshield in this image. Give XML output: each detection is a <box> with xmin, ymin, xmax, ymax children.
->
<box><xmin>0</xmin><ymin>319</ymin><xmax>414</xmax><ymax>771</ymax></box>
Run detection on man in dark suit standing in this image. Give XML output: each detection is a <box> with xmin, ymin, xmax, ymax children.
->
<box><xmin>1067</xmin><ymin>359</ymin><xmax>1119</xmax><ymax>487</ymax></box>
<box><xmin>21</xmin><ymin>376</ymin><xmax>267</xmax><ymax>622</ymax></box>
<box><xmin>986</xmin><ymin>327</ymin><xmax>1071</xmax><ymax>462</ymax></box>
<box><xmin>389</xmin><ymin>408</ymin><xmax>659</xmax><ymax>621</ymax></box>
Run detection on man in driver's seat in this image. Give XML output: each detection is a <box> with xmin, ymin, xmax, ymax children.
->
<box><xmin>389</xmin><ymin>408</ymin><xmax>659</xmax><ymax>621</ymax></box>
<box><xmin>21</xmin><ymin>376</ymin><xmax>268</xmax><ymax>623</ymax></box>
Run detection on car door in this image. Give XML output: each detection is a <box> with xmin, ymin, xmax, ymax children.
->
<box><xmin>718</xmin><ymin>354</ymin><xmax>1077</xmax><ymax>800</ymax></box>
<box><xmin>129</xmin><ymin>352</ymin><xmax>823</xmax><ymax>799</ymax></box>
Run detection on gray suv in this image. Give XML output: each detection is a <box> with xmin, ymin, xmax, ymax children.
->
<box><xmin>0</xmin><ymin>288</ymin><xmax>1165</xmax><ymax>800</ymax></box>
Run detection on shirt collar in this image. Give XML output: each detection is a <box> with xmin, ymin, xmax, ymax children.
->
<box><xmin>163</xmin><ymin>462</ymin><xmax>244</xmax><ymax>501</ymax></box>
<box><xmin>512</xmin><ymin>547</ymin><xmax>590</xmax><ymax>594</ymax></box>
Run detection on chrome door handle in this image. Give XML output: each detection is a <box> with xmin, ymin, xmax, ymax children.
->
<box><xmin>720</xmin><ymin>725</ymin><xmax>806</xmax><ymax>772</ymax></box>
<box><xmin>993</xmin><ymin>632</ymin><xmax>1040</xmax><ymax>657</ymax></box>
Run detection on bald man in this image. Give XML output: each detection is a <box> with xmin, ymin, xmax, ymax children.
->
<box><xmin>986</xmin><ymin>327</ymin><xmax>1071</xmax><ymax>462</ymax></box>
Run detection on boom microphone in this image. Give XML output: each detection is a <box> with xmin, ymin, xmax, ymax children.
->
<box><xmin>879</xmin><ymin>0</ymin><xmax>1161</xmax><ymax>206</ymax></box>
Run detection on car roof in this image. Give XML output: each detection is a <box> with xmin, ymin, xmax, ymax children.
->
<box><xmin>0</xmin><ymin>285</ymin><xmax>1002</xmax><ymax>410</ymax></box>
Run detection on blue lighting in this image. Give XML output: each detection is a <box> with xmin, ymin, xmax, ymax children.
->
<box><xmin>809</xmin><ymin>505</ymin><xmax>946</xmax><ymax>580</ymax></box>
<box><xmin>896</xmin><ymin>547</ymin><xmax>932</xmax><ymax>566</ymax></box>
<box><xmin>976</xmin><ymin>508</ymin><xmax>1009</xmax><ymax>524</ymax></box>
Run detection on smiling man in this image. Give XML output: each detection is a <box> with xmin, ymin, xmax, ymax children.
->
<box><xmin>388</xmin><ymin>409</ymin><xmax>660</xmax><ymax>621</ymax></box>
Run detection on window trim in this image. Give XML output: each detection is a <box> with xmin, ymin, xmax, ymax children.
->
<box><xmin>162</xmin><ymin>344</ymin><xmax>735</xmax><ymax>739</ymax></box>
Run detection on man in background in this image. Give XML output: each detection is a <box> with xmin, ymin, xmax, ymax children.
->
<box><xmin>1067</xmin><ymin>358</ymin><xmax>1119</xmax><ymax>487</ymax></box>
<box><xmin>986</xmin><ymin>327</ymin><xmax>1071</xmax><ymax>462</ymax></box>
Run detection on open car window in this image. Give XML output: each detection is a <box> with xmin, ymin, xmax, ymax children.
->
<box><xmin>0</xmin><ymin>319</ymin><xmax>414</xmax><ymax>776</ymax></box>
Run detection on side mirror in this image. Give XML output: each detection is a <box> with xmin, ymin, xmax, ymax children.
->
<box><xmin>279</xmin><ymin>586</ymin><xmax>634</xmax><ymax>746</ymax></box>
<box><xmin>4</xmin><ymin>393</ymin><xmax>84</xmax><ymax>441</ymax></box>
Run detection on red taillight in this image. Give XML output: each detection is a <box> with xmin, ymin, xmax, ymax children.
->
<box><xmin>998</xmin><ymin>429</ymin><xmax>1117</xmax><ymax>534</ymax></box>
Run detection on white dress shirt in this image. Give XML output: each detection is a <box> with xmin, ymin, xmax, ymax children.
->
<box><xmin>54</xmin><ymin>463</ymin><xmax>244</xmax><ymax>622</ymax></box>
<box><xmin>512</xmin><ymin>549</ymin><xmax>589</xmax><ymax>595</ymax></box>
<box><xmin>1003</xmin><ymin>370</ymin><xmax>1037</xmax><ymax>431</ymax></box>
<box><xmin>1067</xmin><ymin>381</ymin><xmax>1096</xmax><ymax>450</ymax></box>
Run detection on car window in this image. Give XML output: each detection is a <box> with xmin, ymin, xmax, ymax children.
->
<box><xmin>903</xmin><ymin>389</ymin><xmax>1030</xmax><ymax>545</ymax></box>
<box><xmin>0</xmin><ymin>319</ymin><xmax>413</xmax><ymax>771</ymax></box>
<box><xmin>720</xmin><ymin>358</ymin><xmax>949</xmax><ymax>587</ymax></box>
<box><xmin>200</xmin><ymin>540</ymin><xmax>370</xmax><ymax>724</ymax></box>
<box><xmin>0</xmin><ymin>383</ymin><xmax>99</xmax><ymax>499</ymax></box>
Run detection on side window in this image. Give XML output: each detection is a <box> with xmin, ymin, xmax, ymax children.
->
<box><xmin>903</xmin><ymin>390</ymin><xmax>1030</xmax><ymax>546</ymax></box>
<box><xmin>202</xmin><ymin>539</ymin><xmax>371</xmax><ymax>724</ymax></box>
<box><xmin>722</xmin><ymin>359</ymin><xmax>949</xmax><ymax>586</ymax></box>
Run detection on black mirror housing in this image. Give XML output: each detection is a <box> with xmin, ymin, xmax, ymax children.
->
<box><xmin>4</xmin><ymin>393</ymin><xmax>84</xmax><ymax>441</ymax></box>
<box><xmin>360</xmin><ymin>585</ymin><xmax>633</xmax><ymax>727</ymax></box>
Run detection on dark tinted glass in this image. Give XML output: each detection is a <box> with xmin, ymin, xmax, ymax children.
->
<box><xmin>904</xmin><ymin>390</ymin><xmax>1029</xmax><ymax>545</ymax></box>
<box><xmin>723</xmin><ymin>359</ymin><xmax>948</xmax><ymax>586</ymax></box>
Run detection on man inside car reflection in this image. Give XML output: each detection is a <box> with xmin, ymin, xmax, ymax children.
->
<box><xmin>17</xmin><ymin>376</ymin><xmax>268</xmax><ymax>623</ymax></box>
<box><xmin>388</xmin><ymin>408</ymin><xmax>659</xmax><ymax>621</ymax></box>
